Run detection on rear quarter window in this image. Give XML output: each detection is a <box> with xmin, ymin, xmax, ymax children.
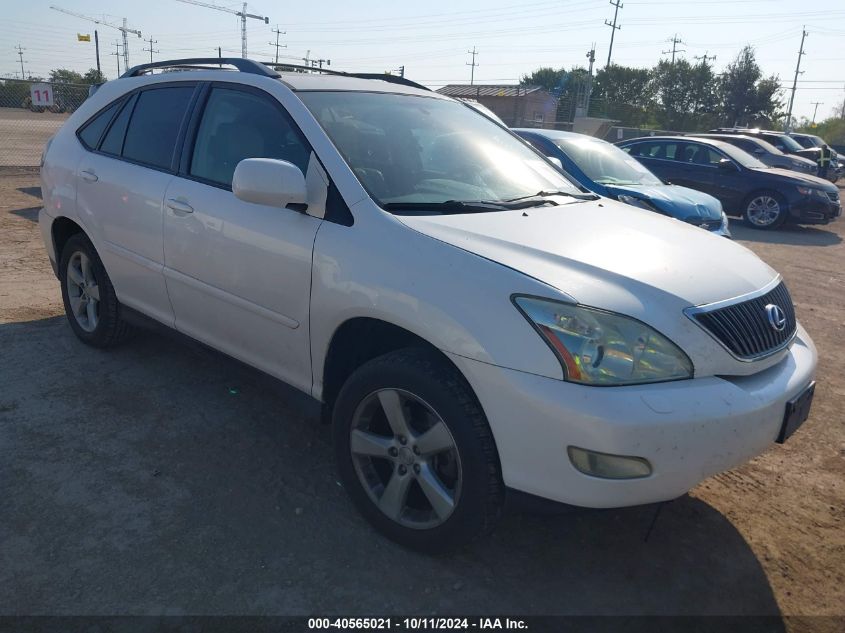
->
<box><xmin>77</xmin><ymin>101</ymin><xmax>120</xmax><ymax>150</ymax></box>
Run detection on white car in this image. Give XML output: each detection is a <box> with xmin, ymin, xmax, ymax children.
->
<box><xmin>39</xmin><ymin>59</ymin><xmax>817</xmax><ymax>552</ymax></box>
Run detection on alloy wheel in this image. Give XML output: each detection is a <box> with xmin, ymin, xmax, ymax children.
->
<box><xmin>349</xmin><ymin>388</ymin><xmax>462</xmax><ymax>530</ymax></box>
<box><xmin>746</xmin><ymin>196</ymin><xmax>782</xmax><ymax>227</ymax></box>
<box><xmin>65</xmin><ymin>251</ymin><xmax>100</xmax><ymax>332</ymax></box>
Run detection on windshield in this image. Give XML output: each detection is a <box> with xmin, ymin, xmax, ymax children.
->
<box><xmin>717</xmin><ymin>142</ymin><xmax>768</xmax><ymax>169</ymax></box>
<box><xmin>299</xmin><ymin>91</ymin><xmax>579</xmax><ymax>210</ymax></box>
<box><xmin>554</xmin><ymin>136</ymin><xmax>662</xmax><ymax>186</ymax></box>
<box><xmin>768</xmin><ymin>133</ymin><xmax>804</xmax><ymax>152</ymax></box>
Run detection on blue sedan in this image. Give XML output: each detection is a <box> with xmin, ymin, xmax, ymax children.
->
<box><xmin>513</xmin><ymin>129</ymin><xmax>731</xmax><ymax>237</ymax></box>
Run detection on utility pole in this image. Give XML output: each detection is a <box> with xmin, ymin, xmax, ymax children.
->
<box><xmin>785</xmin><ymin>26</ymin><xmax>808</xmax><ymax>133</ymax></box>
<box><xmin>604</xmin><ymin>0</ymin><xmax>622</xmax><ymax>68</ymax></box>
<box><xmin>584</xmin><ymin>44</ymin><xmax>596</xmax><ymax>115</ymax></box>
<box><xmin>663</xmin><ymin>34</ymin><xmax>685</xmax><ymax>65</ymax></box>
<box><xmin>394</xmin><ymin>65</ymin><xmax>405</xmax><ymax>78</ymax></box>
<box><xmin>14</xmin><ymin>44</ymin><xmax>26</xmax><ymax>79</ymax></box>
<box><xmin>810</xmin><ymin>101</ymin><xmax>823</xmax><ymax>124</ymax></box>
<box><xmin>111</xmin><ymin>41</ymin><xmax>122</xmax><ymax>76</ymax></box>
<box><xmin>143</xmin><ymin>37</ymin><xmax>159</xmax><ymax>63</ymax></box>
<box><xmin>694</xmin><ymin>51</ymin><xmax>716</xmax><ymax>65</ymax></box>
<box><xmin>841</xmin><ymin>84</ymin><xmax>845</xmax><ymax>120</ymax></box>
<box><xmin>269</xmin><ymin>25</ymin><xmax>286</xmax><ymax>64</ymax></box>
<box><xmin>94</xmin><ymin>30</ymin><xmax>101</xmax><ymax>77</ymax></box>
<box><xmin>466</xmin><ymin>46</ymin><xmax>478</xmax><ymax>85</ymax></box>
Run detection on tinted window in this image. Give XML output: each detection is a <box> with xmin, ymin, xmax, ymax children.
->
<box><xmin>78</xmin><ymin>101</ymin><xmax>120</xmax><ymax>149</ymax></box>
<box><xmin>677</xmin><ymin>143</ymin><xmax>723</xmax><ymax>166</ymax></box>
<box><xmin>190</xmin><ymin>88</ymin><xmax>311</xmax><ymax>187</ymax></box>
<box><xmin>631</xmin><ymin>142</ymin><xmax>676</xmax><ymax>160</ymax></box>
<box><xmin>100</xmin><ymin>94</ymin><xmax>136</xmax><ymax>156</ymax></box>
<box><xmin>122</xmin><ymin>86</ymin><xmax>194</xmax><ymax>169</ymax></box>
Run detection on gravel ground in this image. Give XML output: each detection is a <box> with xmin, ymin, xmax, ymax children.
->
<box><xmin>1</xmin><ymin>173</ymin><xmax>843</xmax><ymax>622</ymax></box>
<box><xmin>0</xmin><ymin>110</ymin><xmax>69</xmax><ymax>167</ymax></box>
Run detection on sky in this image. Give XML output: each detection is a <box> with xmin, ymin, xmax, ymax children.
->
<box><xmin>2</xmin><ymin>0</ymin><xmax>844</xmax><ymax>121</ymax></box>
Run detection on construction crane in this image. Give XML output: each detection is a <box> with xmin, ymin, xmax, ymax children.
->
<box><xmin>50</xmin><ymin>6</ymin><xmax>141</xmax><ymax>72</ymax></box>
<box><xmin>175</xmin><ymin>1</ymin><xmax>269</xmax><ymax>59</ymax></box>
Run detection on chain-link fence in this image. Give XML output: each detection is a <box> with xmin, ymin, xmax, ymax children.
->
<box><xmin>0</xmin><ymin>78</ymin><xmax>90</xmax><ymax>167</ymax></box>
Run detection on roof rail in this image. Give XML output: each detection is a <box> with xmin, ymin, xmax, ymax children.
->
<box><xmin>264</xmin><ymin>62</ymin><xmax>429</xmax><ymax>91</ymax></box>
<box><xmin>121</xmin><ymin>58</ymin><xmax>280</xmax><ymax>79</ymax></box>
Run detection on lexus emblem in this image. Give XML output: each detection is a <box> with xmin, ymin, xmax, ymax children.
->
<box><xmin>765</xmin><ymin>304</ymin><xmax>787</xmax><ymax>332</ymax></box>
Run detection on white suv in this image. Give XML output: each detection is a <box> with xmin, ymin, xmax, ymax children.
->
<box><xmin>39</xmin><ymin>59</ymin><xmax>817</xmax><ymax>551</ymax></box>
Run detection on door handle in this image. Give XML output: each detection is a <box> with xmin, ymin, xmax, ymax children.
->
<box><xmin>166</xmin><ymin>198</ymin><xmax>194</xmax><ymax>215</ymax></box>
<box><xmin>80</xmin><ymin>169</ymin><xmax>98</xmax><ymax>183</ymax></box>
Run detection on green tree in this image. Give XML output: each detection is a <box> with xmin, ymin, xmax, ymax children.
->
<box><xmin>591</xmin><ymin>64</ymin><xmax>655</xmax><ymax>126</ymax></box>
<box><xmin>49</xmin><ymin>68</ymin><xmax>85</xmax><ymax>84</ymax></box>
<box><xmin>652</xmin><ymin>59</ymin><xmax>715</xmax><ymax>131</ymax></box>
<box><xmin>82</xmin><ymin>68</ymin><xmax>106</xmax><ymax>84</ymax></box>
<box><xmin>718</xmin><ymin>46</ymin><xmax>782</xmax><ymax>127</ymax></box>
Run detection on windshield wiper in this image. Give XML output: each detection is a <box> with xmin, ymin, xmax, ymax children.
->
<box><xmin>504</xmin><ymin>190</ymin><xmax>600</xmax><ymax>202</ymax></box>
<box><xmin>383</xmin><ymin>199</ymin><xmax>555</xmax><ymax>214</ymax></box>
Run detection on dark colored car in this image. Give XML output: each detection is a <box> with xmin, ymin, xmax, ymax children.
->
<box><xmin>617</xmin><ymin>136</ymin><xmax>841</xmax><ymax>229</ymax></box>
<box><xmin>709</xmin><ymin>128</ymin><xmax>821</xmax><ymax>164</ymax></box>
<box><xmin>691</xmin><ymin>133</ymin><xmax>817</xmax><ymax>175</ymax></box>
<box><xmin>790</xmin><ymin>132</ymin><xmax>842</xmax><ymax>183</ymax></box>
<box><xmin>514</xmin><ymin>129</ymin><xmax>730</xmax><ymax>235</ymax></box>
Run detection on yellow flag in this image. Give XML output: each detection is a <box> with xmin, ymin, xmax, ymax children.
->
<box><xmin>77</xmin><ymin>33</ymin><xmax>91</xmax><ymax>42</ymax></box>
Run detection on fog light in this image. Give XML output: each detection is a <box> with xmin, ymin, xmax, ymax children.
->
<box><xmin>567</xmin><ymin>446</ymin><xmax>652</xmax><ymax>479</ymax></box>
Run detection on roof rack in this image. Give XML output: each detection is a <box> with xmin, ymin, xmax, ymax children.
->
<box><xmin>121</xmin><ymin>58</ymin><xmax>280</xmax><ymax>79</ymax></box>
<box><xmin>120</xmin><ymin>57</ymin><xmax>430</xmax><ymax>92</ymax></box>
<box><xmin>264</xmin><ymin>63</ymin><xmax>429</xmax><ymax>91</ymax></box>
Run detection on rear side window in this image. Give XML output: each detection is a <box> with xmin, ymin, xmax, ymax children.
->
<box><xmin>189</xmin><ymin>87</ymin><xmax>311</xmax><ymax>187</ymax></box>
<box><xmin>122</xmin><ymin>86</ymin><xmax>195</xmax><ymax>170</ymax></box>
<box><xmin>78</xmin><ymin>101</ymin><xmax>120</xmax><ymax>150</ymax></box>
<box><xmin>100</xmin><ymin>94</ymin><xmax>136</xmax><ymax>156</ymax></box>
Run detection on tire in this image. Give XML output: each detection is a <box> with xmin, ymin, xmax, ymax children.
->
<box><xmin>332</xmin><ymin>348</ymin><xmax>504</xmax><ymax>552</ymax></box>
<box><xmin>743</xmin><ymin>190</ymin><xmax>787</xmax><ymax>229</ymax></box>
<box><xmin>59</xmin><ymin>233</ymin><xmax>134</xmax><ymax>348</ymax></box>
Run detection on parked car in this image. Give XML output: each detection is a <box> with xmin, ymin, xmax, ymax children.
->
<box><xmin>790</xmin><ymin>132</ymin><xmax>842</xmax><ymax>183</ymax></box>
<box><xmin>40</xmin><ymin>58</ymin><xmax>818</xmax><ymax>551</ymax></box>
<box><xmin>691</xmin><ymin>133</ymin><xmax>817</xmax><ymax>175</ymax></box>
<box><xmin>618</xmin><ymin>136</ymin><xmax>841</xmax><ymax>229</ymax></box>
<box><xmin>514</xmin><ymin>129</ymin><xmax>730</xmax><ymax>236</ymax></box>
<box><xmin>710</xmin><ymin>127</ymin><xmax>822</xmax><ymax>165</ymax></box>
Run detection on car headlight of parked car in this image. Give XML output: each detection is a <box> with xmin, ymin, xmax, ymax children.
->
<box><xmin>513</xmin><ymin>296</ymin><xmax>693</xmax><ymax>385</ymax></box>
<box><xmin>796</xmin><ymin>186</ymin><xmax>828</xmax><ymax>198</ymax></box>
<box><xmin>616</xmin><ymin>194</ymin><xmax>657</xmax><ymax>211</ymax></box>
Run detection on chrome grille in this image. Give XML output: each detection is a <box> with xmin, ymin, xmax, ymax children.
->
<box><xmin>691</xmin><ymin>281</ymin><xmax>796</xmax><ymax>359</ymax></box>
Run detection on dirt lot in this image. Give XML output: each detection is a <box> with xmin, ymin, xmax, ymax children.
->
<box><xmin>0</xmin><ymin>109</ymin><xmax>69</xmax><ymax>167</ymax></box>
<box><xmin>1</xmin><ymin>172</ymin><xmax>843</xmax><ymax>622</ymax></box>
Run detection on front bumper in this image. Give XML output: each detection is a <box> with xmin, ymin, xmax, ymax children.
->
<box><xmin>788</xmin><ymin>194</ymin><xmax>841</xmax><ymax>224</ymax></box>
<box><xmin>446</xmin><ymin>324</ymin><xmax>817</xmax><ymax>508</ymax></box>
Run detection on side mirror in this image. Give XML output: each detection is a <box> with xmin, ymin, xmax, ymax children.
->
<box><xmin>718</xmin><ymin>158</ymin><xmax>738</xmax><ymax>172</ymax></box>
<box><xmin>232</xmin><ymin>158</ymin><xmax>307</xmax><ymax>209</ymax></box>
<box><xmin>546</xmin><ymin>156</ymin><xmax>563</xmax><ymax>170</ymax></box>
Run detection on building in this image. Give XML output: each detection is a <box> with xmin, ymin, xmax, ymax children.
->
<box><xmin>435</xmin><ymin>84</ymin><xmax>558</xmax><ymax>128</ymax></box>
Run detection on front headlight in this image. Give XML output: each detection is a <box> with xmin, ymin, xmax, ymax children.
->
<box><xmin>616</xmin><ymin>194</ymin><xmax>657</xmax><ymax>211</ymax></box>
<box><xmin>513</xmin><ymin>297</ymin><xmax>693</xmax><ymax>385</ymax></box>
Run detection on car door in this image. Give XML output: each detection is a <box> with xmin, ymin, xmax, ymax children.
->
<box><xmin>626</xmin><ymin>141</ymin><xmax>682</xmax><ymax>184</ymax></box>
<box><xmin>162</xmin><ymin>84</ymin><xmax>323</xmax><ymax>393</ymax></box>
<box><xmin>75</xmin><ymin>84</ymin><xmax>198</xmax><ymax>326</ymax></box>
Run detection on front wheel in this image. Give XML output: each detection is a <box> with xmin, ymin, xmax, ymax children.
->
<box><xmin>743</xmin><ymin>191</ymin><xmax>787</xmax><ymax>229</ymax></box>
<box><xmin>332</xmin><ymin>348</ymin><xmax>503</xmax><ymax>552</ymax></box>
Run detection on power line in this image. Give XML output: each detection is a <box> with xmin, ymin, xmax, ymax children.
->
<box><xmin>785</xmin><ymin>26</ymin><xmax>808</xmax><ymax>132</ymax></box>
<box><xmin>466</xmin><ymin>46</ymin><xmax>478</xmax><ymax>85</ymax></box>
<box><xmin>694</xmin><ymin>51</ymin><xmax>717</xmax><ymax>65</ymax></box>
<box><xmin>810</xmin><ymin>101</ymin><xmax>823</xmax><ymax>123</ymax></box>
<box><xmin>604</xmin><ymin>0</ymin><xmax>623</xmax><ymax>68</ymax></box>
<box><xmin>110</xmin><ymin>40</ymin><xmax>122</xmax><ymax>77</ymax></box>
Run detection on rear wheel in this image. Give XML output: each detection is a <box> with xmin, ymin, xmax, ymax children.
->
<box><xmin>333</xmin><ymin>348</ymin><xmax>503</xmax><ymax>552</ymax></box>
<box><xmin>59</xmin><ymin>233</ymin><xmax>133</xmax><ymax>347</ymax></box>
<box><xmin>743</xmin><ymin>191</ymin><xmax>787</xmax><ymax>229</ymax></box>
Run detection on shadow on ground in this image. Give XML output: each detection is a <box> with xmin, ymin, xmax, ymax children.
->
<box><xmin>0</xmin><ymin>317</ymin><xmax>783</xmax><ymax>619</ymax></box>
<box><xmin>730</xmin><ymin>220</ymin><xmax>842</xmax><ymax>246</ymax></box>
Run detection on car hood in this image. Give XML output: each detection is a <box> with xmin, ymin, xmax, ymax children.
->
<box><xmin>752</xmin><ymin>167</ymin><xmax>838</xmax><ymax>190</ymax></box>
<box><xmin>397</xmin><ymin>198</ymin><xmax>776</xmax><ymax>313</ymax></box>
<box><xmin>604</xmin><ymin>183</ymin><xmax>722</xmax><ymax>221</ymax></box>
